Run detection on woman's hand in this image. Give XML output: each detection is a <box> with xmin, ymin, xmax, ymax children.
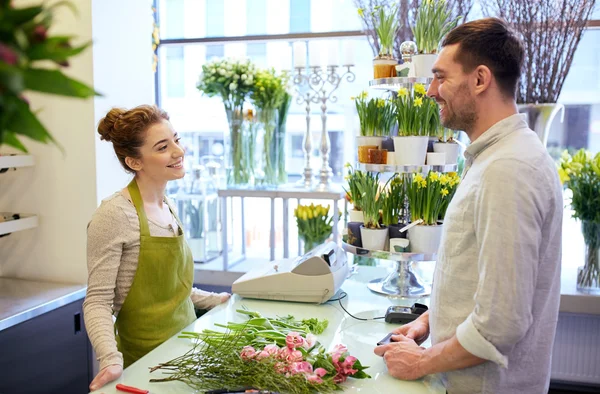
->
<box><xmin>89</xmin><ymin>364</ymin><xmax>122</xmax><ymax>391</ymax></box>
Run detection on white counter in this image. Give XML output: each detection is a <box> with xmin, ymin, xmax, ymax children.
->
<box><xmin>93</xmin><ymin>265</ymin><xmax>445</xmax><ymax>394</ymax></box>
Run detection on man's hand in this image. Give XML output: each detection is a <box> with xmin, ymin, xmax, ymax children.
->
<box><xmin>89</xmin><ymin>364</ymin><xmax>122</xmax><ymax>391</ymax></box>
<box><xmin>374</xmin><ymin>335</ymin><xmax>426</xmax><ymax>380</ymax></box>
<box><xmin>392</xmin><ymin>311</ymin><xmax>430</xmax><ymax>345</ymax></box>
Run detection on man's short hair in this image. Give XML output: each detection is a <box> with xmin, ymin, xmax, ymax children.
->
<box><xmin>441</xmin><ymin>17</ymin><xmax>524</xmax><ymax>99</ymax></box>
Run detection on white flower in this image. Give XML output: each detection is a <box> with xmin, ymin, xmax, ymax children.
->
<box><xmin>219</xmin><ymin>69</ymin><xmax>225</xmax><ymax>75</ymax></box>
<box><xmin>233</xmin><ymin>74</ymin><xmax>240</xmax><ymax>80</ymax></box>
<box><xmin>241</xmin><ymin>74</ymin><xmax>247</xmax><ymax>80</ymax></box>
<box><xmin>229</xmin><ymin>82</ymin><xmax>237</xmax><ymax>91</ymax></box>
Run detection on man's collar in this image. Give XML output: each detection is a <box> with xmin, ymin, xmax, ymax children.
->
<box><xmin>464</xmin><ymin>114</ymin><xmax>528</xmax><ymax>160</ymax></box>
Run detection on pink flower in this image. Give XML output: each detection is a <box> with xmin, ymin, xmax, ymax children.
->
<box><xmin>332</xmin><ymin>344</ymin><xmax>348</xmax><ymax>353</ymax></box>
<box><xmin>255</xmin><ymin>350</ymin><xmax>270</xmax><ymax>360</ymax></box>
<box><xmin>333</xmin><ymin>373</ymin><xmax>348</xmax><ymax>384</ymax></box>
<box><xmin>331</xmin><ymin>343</ymin><xmax>349</xmax><ymax>363</ymax></box>
<box><xmin>240</xmin><ymin>345</ymin><xmax>256</xmax><ymax>360</ymax></box>
<box><xmin>341</xmin><ymin>355</ymin><xmax>358</xmax><ymax>374</ymax></box>
<box><xmin>264</xmin><ymin>344</ymin><xmax>279</xmax><ymax>355</ymax></box>
<box><xmin>302</xmin><ymin>333</ymin><xmax>317</xmax><ymax>349</ymax></box>
<box><xmin>291</xmin><ymin>361</ymin><xmax>313</xmax><ymax>375</ymax></box>
<box><xmin>306</xmin><ymin>374</ymin><xmax>324</xmax><ymax>384</ymax></box>
<box><xmin>278</xmin><ymin>347</ymin><xmax>303</xmax><ymax>363</ymax></box>
<box><xmin>285</xmin><ymin>331</ymin><xmax>305</xmax><ymax>349</ymax></box>
<box><xmin>274</xmin><ymin>361</ymin><xmax>289</xmax><ymax>374</ymax></box>
<box><xmin>314</xmin><ymin>367</ymin><xmax>328</xmax><ymax>377</ymax></box>
<box><xmin>0</xmin><ymin>44</ymin><xmax>18</xmax><ymax>65</ymax></box>
<box><xmin>32</xmin><ymin>25</ymin><xmax>47</xmax><ymax>42</ymax></box>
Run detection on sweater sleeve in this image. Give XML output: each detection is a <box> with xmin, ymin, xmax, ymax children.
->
<box><xmin>83</xmin><ymin>202</ymin><xmax>130</xmax><ymax>370</ymax></box>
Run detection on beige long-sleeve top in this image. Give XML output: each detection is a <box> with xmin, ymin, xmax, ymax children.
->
<box><xmin>430</xmin><ymin>114</ymin><xmax>563</xmax><ymax>394</ymax></box>
<box><xmin>83</xmin><ymin>192</ymin><xmax>223</xmax><ymax>371</ymax></box>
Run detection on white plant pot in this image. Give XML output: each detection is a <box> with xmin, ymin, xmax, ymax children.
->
<box><xmin>408</xmin><ymin>224</ymin><xmax>443</xmax><ymax>254</ymax></box>
<box><xmin>433</xmin><ymin>142</ymin><xmax>460</xmax><ymax>165</ymax></box>
<box><xmin>348</xmin><ymin>209</ymin><xmax>364</xmax><ymax>223</ymax></box>
<box><xmin>412</xmin><ymin>54</ymin><xmax>438</xmax><ymax>78</ymax></box>
<box><xmin>360</xmin><ymin>225</ymin><xmax>389</xmax><ymax>251</ymax></box>
<box><xmin>426</xmin><ymin>152</ymin><xmax>446</xmax><ymax>165</ymax></box>
<box><xmin>393</xmin><ymin>136</ymin><xmax>429</xmax><ymax>165</ymax></box>
<box><xmin>356</xmin><ymin>136</ymin><xmax>384</xmax><ymax>149</ymax></box>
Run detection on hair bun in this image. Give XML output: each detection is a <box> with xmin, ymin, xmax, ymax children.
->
<box><xmin>97</xmin><ymin>108</ymin><xmax>127</xmax><ymax>142</ymax></box>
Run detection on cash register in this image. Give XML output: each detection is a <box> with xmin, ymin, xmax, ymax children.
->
<box><xmin>232</xmin><ymin>242</ymin><xmax>348</xmax><ymax>304</ymax></box>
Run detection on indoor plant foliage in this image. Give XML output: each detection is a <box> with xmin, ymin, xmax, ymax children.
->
<box><xmin>354</xmin><ymin>0</ymin><xmax>473</xmax><ymax>61</ymax></box>
<box><xmin>150</xmin><ymin>309</ymin><xmax>370</xmax><ymax>393</ymax></box>
<box><xmin>407</xmin><ymin>171</ymin><xmax>459</xmax><ymax>225</ymax></box>
<box><xmin>371</xmin><ymin>4</ymin><xmax>399</xmax><ymax>57</ymax></box>
<box><xmin>356</xmin><ymin>171</ymin><xmax>383</xmax><ymax>230</ymax></box>
<box><xmin>381</xmin><ymin>175</ymin><xmax>404</xmax><ymax>227</ymax></box>
<box><xmin>412</xmin><ymin>0</ymin><xmax>461</xmax><ymax>54</ymax></box>
<box><xmin>558</xmin><ymin>149</ymin><xmax>600</xmax><ymax>290</ymax></box>
<box><xmin>250</xmin><ymin>68</ymin><xmax>288</xmax><ymax>186</ymax></box>
<box><xmin>482</xmin><ymin>0</ymin><xmax>595</xmax><ymax>104</ymax></box>
<box><xmin>354</xmin><ymin>92</ymin><xmax>395</xmax><ymax>138</ymax></box>
<box><xmin>197</xmin><ymin>58</ymin><xmax>257</xmax><ymax>185</ymax></box>
<box><xmin>395</xmin><ymin>84</ymin><xmax>439</xmax><ymax>137</ymax></box>
<box><xmin>295</xmin><ymin>203</ymin><xmax>334</xmax><ymax>253</ymax></box>
<box><xmin>0</xmin><ymin>0</ymin><xmax>98</xmax><ymax>152</ymax></box>
<box><xmin>343</xmin><ymin>163</ymin><xmax>366</xmax><ymax>222</ymax></box>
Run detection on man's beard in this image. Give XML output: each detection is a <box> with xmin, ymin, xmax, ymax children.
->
<box><xmin>441</xmin><ymin>82</ymin><xmax>477</xmax><ymax>133</ymax></box>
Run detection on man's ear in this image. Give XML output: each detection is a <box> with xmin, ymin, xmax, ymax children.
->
<box><xmin>125</xmin><ymin>156</ymin><xmax>142</xmax><ymax>172</ymax></box>
<box><xmin>473</xmin><ymin>65</ymin><xmax>493</xmax><ymax>96</ymax></box>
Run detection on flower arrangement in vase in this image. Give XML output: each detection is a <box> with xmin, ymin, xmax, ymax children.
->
<box><xmin>353</xmin><ymin>91</ymin><xmax>395</xmax><ymax>164</ymax></box>
<box><xmin>295</xmin><ymin>203</ymin><xmax>334</xmax><ymax>254</ymax></box>
<box><xmin>558</xmin><ymin>149</ymin><xmax>600</xmax><ymax>292</ymax></box>
<box><xmin>356</xmin><ymin>171</ymin><xmax>387</xmax><ymax>251</ymax></box>
<box><xmin>360</xmin><ymin>5</ymin><xmax>399</xmax><ymax>79</ymax></box>
<box><xmin>197</xmin><ymin>58</ymin><xmax>257</xmax><ymax>186</ymax></box>
<box><xmin>411</xmin><ymin>0</ymin><xmax>461</xmax><ymax>77</ymax></box>
<box><xmin>393</xmin><ymin>83</ymin><xmax>439</xmax><ymax>165</ymax></box>
<box><xmin>250</xmin><ymin>68</ymin><xmax>289</xmax><ymax>187</ymax></box>
<box><xmin>406</xmin><ymin>171</ymin><xmax>460</xmax><ymax>253</ymax></box>
<box><xmin>0</xmin><ymin>1</ymin><xmax>98</xmax><ymax>152</ymax></box>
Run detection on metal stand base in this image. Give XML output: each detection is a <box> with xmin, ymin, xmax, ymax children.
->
<box><xmin>368</xmin><ymin>261</ymin><xmax>431</xmax><ymax>297</ymax></box>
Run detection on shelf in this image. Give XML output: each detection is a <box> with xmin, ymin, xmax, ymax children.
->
<box><xmin>369</xmin><ymin>77</ymin><xmax>433</xmax><ymax>91</ymax></box>
<box><xmin>0</xmin><ymin>155</ymin><xmax>34</xmax><ymax>171</ymax></box>
<box><xmin>0</xmin><ymin>214</ymin><xmax>39</xmax><ymax>236</ymax></box>
<box><xmin>342</xmin><ymin>241</ymin><xmax>436</xmax><ymax>262</ymax></box>
<box><xmin>357</xmin><ymin>163</ymin><xmax>457</xmax><ymax>174</ymax></box>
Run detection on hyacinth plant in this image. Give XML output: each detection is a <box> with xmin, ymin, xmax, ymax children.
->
<box><xmin>407</xmin><ymin>171</ymin><xmax>460</xmax><ymax>225</ymax></box>
<box><xmin>0</xmin><ymin>0</ymin><xmax>98</xmax><ymax>152</ymax></box>
<box><xmin>295</xmin><ymin>203</ymin><xmax>334</xmax><ymax>253</ymax></box>
<box><xmin>250</xmin><ymin>68</ymin><xmax>288</xmax><ymax>185</ymax></box>
<box><xmin>150</xmin><ymin>308</ymin><xmax>369</xmax><ymax>393</ymax></box>
<box><xmin>412</xmin><ymin>0</ymin><xmax>461</xmax><ymax>54</ymax></box>
<box><xmin>558</xmin><ymin>149</ymin><xmax>600</xmax><ymax>289</ymax></box>
<box><xmin>395</xmin><ymin>83</ymin><xmax>439</xmax><ymax>137</ymax></box>
<box><xmin>197</xmin><ymin>58</ymin><xmax>257</xmax><ymax>185</ymax></box>
<box><xmin>353</xmin><ymin>91</ymin><xmax>395</xmax><ymax>137</ymax></box>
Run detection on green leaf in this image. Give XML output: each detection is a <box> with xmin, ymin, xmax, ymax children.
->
<box><xmin>0</xmin><ymin>62</ymin><xmax>24</xmax><ymax>94</ymax></box>
<box><xmin>0</xmin><ymin>7</ymin><xmax>43</xmax><ymax>28</ymax></box>
<box><xmin>28</xmin><ymin>37</ymin><xmax>90</xmax><ymax>63</ymax></box>
<box><xmin>23</xmin><ymin>68</ymin><xmax>100</xmax><ymax>98</ymax></box>
<box><xmin>0</xmin><ymin>130</ymin><xmax>28</xmax><ymax>152</ymax></box>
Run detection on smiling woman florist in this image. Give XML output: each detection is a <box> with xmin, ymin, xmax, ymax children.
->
<box><xmin>83</xmin><ymin>105</ymin><xmax>231</xmax><ymax>391</ymax></box>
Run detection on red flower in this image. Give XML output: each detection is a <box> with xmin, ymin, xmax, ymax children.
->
<box><xmin>32</xmin><ymin>25</ymin><xmax>47</xmax><ymax>42</ymax></box>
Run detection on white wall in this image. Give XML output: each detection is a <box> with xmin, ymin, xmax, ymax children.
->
<box><xmin>0</xmin><ymin>0</ymin><xmax>155</xmax><ymax>284</ymax></box>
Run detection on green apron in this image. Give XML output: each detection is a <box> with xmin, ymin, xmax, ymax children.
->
<box><xmin>115</xmin><ymin>179</ymin><xmax>196</xmax><ymax>367</ymax></box>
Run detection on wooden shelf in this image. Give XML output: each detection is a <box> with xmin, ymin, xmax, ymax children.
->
<box><xmin>0</xmin><ymin>155</ymin><xmax>35</xmax><ymax>171</ymax></box>
<box><xmin>0</xmin><ymin>214</ymin><xmax>39</xmax><ymax>236</ymax></box>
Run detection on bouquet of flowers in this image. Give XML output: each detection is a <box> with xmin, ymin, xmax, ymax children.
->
<box><xmin>197</xmin><ymin>58</ymin><xmax>258</xmax><ymax>185</ymax></box>
<box><xmin>395</xmin><ymin>83</ymin><xmax>439</xmax><ymax>137</ymax></box>
<box><xmin>412</xmin><ymin>0</ymin><xmax>461</xmax><ymax>54</ymax></box>
<box><xmin>558</xmin><ymin>149</ymin><xmax>600</xmax><ymax>289</ymax></box>
<box><xmin>407</xmin><ymin>171</ymin><xmax>460</xmax><ymax>225</ymax></box>
<box><xmin>0</xmin><ymin>0</ymin><xmax>98</xmax><ymax>152</ymax></box>
<box><xmin>295</xmin><ymin>203</ymin><xmax>334</xmax><ymax>253</ymax></box>
<box><xmin>151</xmin><ymin>309</ymin><xmax>370</xmax><ymax>393</ymax></box>
<box><xmin>353</xmin><ymin>91</ymin><xmax>396</xmax><ymax>137</ymax></box>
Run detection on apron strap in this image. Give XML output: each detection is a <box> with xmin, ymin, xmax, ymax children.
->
<box><xmin>127</xmin><ymin>179</ymin><xmax>151</xmax><ymax>237</ymax></box>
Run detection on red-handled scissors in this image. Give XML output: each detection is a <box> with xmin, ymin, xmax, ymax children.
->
<box><xmin>116</xmin><ymin>383</ymin><xmax>149</xmax><ymax>394</ymax></box>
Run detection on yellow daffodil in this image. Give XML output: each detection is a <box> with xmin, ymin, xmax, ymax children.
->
<box><xmin>413</xmin><ymin>173</ymin><xmax>424</xmax><ymax>184</ymax></box>
<box><xmin>558</xmin><ymin>168</ymin><xmax>570</xmax><ymax>185</ymax></box>
<box><xmin>414</xmin><ymin>83</ymin><xmax>427</xmax><ymax>96</ymax></box>
<box><xmin>344</xmin><ymin>162</ymin><xmax>351</xmax><ymax>169</ymax></box>
<box><xmin>358</xmin><ymin>8</ymin><xmax>364</xmax><ymax>17</ymax></box>
<box><xmin>398</xmin><ymin>87</ymin><xmax>409</xmax><ymax>97</ymax></box>
<box><xmin>359</xmin><ymin>90</ymin><xmax>368</xmax><ymax>100</ymax></box>
<box><xmin>414</xmin><ymin>97</ymin><xmax>423</xmax><ymax>107</ymax></box>
<box><xmin>376</xmin><ymin>98</ymin><xmax>385</xmax><ymax>108</ymax></box>
<box><xmin>429</xmin><ymin>172</ymin><xmax>440</xmax><ymax>182</ymax></box>
<box><xmin>350</xmin><ymin>96</ymin><xmax>355</xmax><ymax>101</ymax></box>
<box><xmin>441</xmin><ymin>188</ymin><xmax>449</xmax><ymax>197</ymax></box>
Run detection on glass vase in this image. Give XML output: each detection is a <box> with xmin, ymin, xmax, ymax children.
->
<box><xmin>276</xmin><ymin>117</ymin><xmax>287</xmax><ymax>185</ymax></box>
<box><xmin>225</xmin><ymin>107</ymin><xmax>251</xmax><ymax>187</ymax></box>
<box><xmin>256</xmin><ymin>108</ymin><xmax>279</xmax><ymax>187</ymax></box>
<box><xmin>577</xmin><ymin>220</ymin><xmax>600</xmax><ymax>293</ymax></box>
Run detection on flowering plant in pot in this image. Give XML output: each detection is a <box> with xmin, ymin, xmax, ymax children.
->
<box><xmin>0</xmin><ymin>1</ymin><xmax>99</xmax><ymax>152</ymax></box>
<box><xmin>558</xmin><ymin>149</ymin><xmax>600</xmax><ymax>292</ymax></box>
<box><xmin>353</xmin><ymin>92</ymin><xmax>395</xmax><ymax>163</ymax></box>
<box><xmin>343</xmin><ymin>163</ymin><xmax>365</xmax><ymax>223</ymax></box>
<box><xmin>356</xmin><ymin>171</ymin><xmax>387</xmax><ymax>251</ymax></box>
<box><xmin>381</xmin><ymin>175</ymin><xmax>405</xmax><ymax>239</ymax></box>
<box><xmin>359</xmin><ymin>4</ymin><xmax>399</xmax><ymax>79</ymax></box>
<box><xmin>197</xmin><ymin>58</ymin><xmax>257</xmax><ymax>186</ymax></box>
<box><xmin>411</xmin><ymin>0</ymin><xmax>461</xmax><ymax>77</ymax></box>
<box><xmin>393</xmin><ymin>83</ymin><xmax>439</xmax><ymax>165</ymax></box>
<box><xmin>295</xmin><ymin>203</ymin><xmax>333</xmax><ymax>254</ymax></box>
<box><xmin>406</xmin><ymin>171</ymin><xmax>459</xmax><ymax>253</ymax></box>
